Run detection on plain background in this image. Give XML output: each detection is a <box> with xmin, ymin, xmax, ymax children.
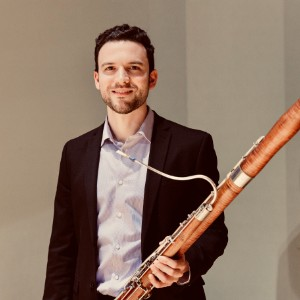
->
<box><xmin>0</xmin><ymin>1</ymin><xmax>299</xmax><ymax>299</ymax></box>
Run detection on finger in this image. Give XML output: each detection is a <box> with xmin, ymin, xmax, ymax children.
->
<box><xmin>158</xmin><ymin>255</ymin><xmax>190</xmax><ymax>273</ymax></box>
<box><xmin>153</xmin><ymin>259</ymin><xmax>182</xmax><ymax>279</ymax></box>
<box><xmin>148</xmin><ymin>273</ymin><xmax>168</xmax><ymax>288</ymax></box>
<box><xmin>150</xmin><ymin>264</ymin><xmax>175</xmax><ymax>285</ymax></box>
<box><xmin>158</xmin><ymin>256</ymin><xmax>186</xmax><ymax>269</ymax></box>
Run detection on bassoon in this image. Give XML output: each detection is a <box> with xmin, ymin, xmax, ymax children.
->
<box><xmin>115</xmin><ymin>99</ymin><xmax>300</xmax><ymax>300</ymax></box>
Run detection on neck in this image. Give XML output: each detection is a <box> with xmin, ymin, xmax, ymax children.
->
<box><xmin>107</xmin><ymin>105</ymin><xmax>148</xmax><ymax>142</ymax></box>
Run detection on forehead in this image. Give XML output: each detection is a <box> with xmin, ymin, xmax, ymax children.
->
<box><xmin>98</xmin><ymin>40</ymin><xmax>148</xmax><ymax>65</ymax></box>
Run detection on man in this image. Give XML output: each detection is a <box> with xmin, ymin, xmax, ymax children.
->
<box><xmin>43</xmin><ymin>24</ymin><xmax>228</xmax><ymax>300</ymax></box>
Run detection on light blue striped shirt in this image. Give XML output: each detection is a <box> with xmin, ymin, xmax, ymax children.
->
<box><xmin>96</xmin><ymin>109</ymin><xmax>154</xmax><ymax>297</ymax></box>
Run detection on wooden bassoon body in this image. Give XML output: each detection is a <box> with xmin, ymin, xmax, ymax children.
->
<box><xmin>115</xmin><ymin>99</ymin><xmax>300</xmax><ymax>300</ymax></box>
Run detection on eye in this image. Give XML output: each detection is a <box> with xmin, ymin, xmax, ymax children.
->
<box><xmin>129</xmin><ymin>65</ymin><xmax>141</xmax><ymax>71</ymax></box>
<box><xmin>104</xmin><ymin>66</ymin><xmax>115</xmax><ymax>71</ymax></box>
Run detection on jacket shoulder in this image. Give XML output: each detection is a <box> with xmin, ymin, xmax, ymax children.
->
<box><xmin>153</xmin><ymin>111</ymin><xmax>211</xmax><ymax>140</ymax></box>
<box><xmin>64</xmin><ymin>125</ymin><xmax>103</xmax><ymax>148</ymax></box>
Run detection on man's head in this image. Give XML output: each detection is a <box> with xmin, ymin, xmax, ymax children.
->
<box><xmin>93</xmin><ymin>25</ymin><xmax>157</xmax><ymax>115</ymax></box>
<box><xmin>94</xmin><ymin>24</ymin><xmax>155</xmax><ymax>73</ymax></box>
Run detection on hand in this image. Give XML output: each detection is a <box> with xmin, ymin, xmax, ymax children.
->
<box><xmin>148</xmin><ymin>255</ymin><xmax>190</xmax><ymax>288</ymax></box>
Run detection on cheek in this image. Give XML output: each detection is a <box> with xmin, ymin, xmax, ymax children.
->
<box><xmin>136</xmin><ymin>77</ymin><xmax>150</xmax><ymax>89</ymax></box>
<box><xmin>98</xmin><ymin>78</ymin><xmax>110</xmax><ymax>90</ymax></box>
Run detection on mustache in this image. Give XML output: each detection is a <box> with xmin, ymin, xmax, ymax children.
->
<box><xmin>112</xmin><ymin>83</ymin><xmax>137</xmax><ymax>89</ymax></box>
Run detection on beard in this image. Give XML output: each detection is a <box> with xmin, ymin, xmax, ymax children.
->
<box><xmin>100</xmin><ymin>83</ymin><xmax>149</xmax><ymax>114</ymax></box>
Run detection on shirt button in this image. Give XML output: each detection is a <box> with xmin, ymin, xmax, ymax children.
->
<box><xmin>115</xmin><ymin>244</ymin><xmax>120</xmax><ymax>250</ymax></box>
<box><xmin>115</xmin><ymin>274</ymin><xmax>119</xmax><ymax>280</ymax></box>
<box><xmin>118</xmin><ymin>180</ymin><xmax>123</xmax><ymax>185</ymax></box>
<box><xmin>116</xmin><ymin>212</ymin><xmax>122</xmax><ymax>218</ymax></box>
<box><xmin>89</xmin><ymin>282</ymin><xmax>95</xmax><ymax>289</ymax></box>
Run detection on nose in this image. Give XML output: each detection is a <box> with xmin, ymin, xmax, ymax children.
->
<box><xmin>117</xmin><ymin>67</ymin><xmax>130</xmax><ymax>84</ymax></box>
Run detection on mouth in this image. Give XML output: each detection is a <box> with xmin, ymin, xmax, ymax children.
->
<box><xmin>111</xmin><ymin>88</ymin><xmax>134</xmax><ymax>96</ymax></box>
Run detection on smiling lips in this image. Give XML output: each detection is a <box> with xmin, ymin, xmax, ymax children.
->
<box><xmin>112</xmin><ymin>88</ymin><xmax>134</xmax><ymax>96</ymax></box>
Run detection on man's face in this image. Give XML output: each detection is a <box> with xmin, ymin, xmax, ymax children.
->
<box><xmin>94</xmin><ymin>40</ymin><xmax>157</xmax><ymax>114</ymax></box>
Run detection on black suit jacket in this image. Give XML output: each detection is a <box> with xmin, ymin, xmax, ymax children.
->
<box><xmin>43</xmin><ymin>112</ymin><xmax>228</xmax><ymax>300</ymax></box>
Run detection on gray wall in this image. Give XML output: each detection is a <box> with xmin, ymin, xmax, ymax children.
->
<box><xmin>186</xmin><ymin>1</ymin><xmax>300</xmax><ymax>299</ymax></box>
<box><xmin>0</xmin><ymin>1</ymin><xmax>299</xmax><ymax>299</ymax></box>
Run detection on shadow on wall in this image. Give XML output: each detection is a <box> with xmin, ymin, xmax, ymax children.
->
<box><xmin>277</xmin><ymin>225</ymin><xmax>300</xmax><ymax>300</ymax></box>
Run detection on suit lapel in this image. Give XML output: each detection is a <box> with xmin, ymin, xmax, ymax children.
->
<box><xmin>141</xmin><ymin>113</ymin><xmax>171</xmax><ymax>251</ymax></box>
<box><xmin>84</xmin><ymin>125</ymin><xmax>103</xmax><ymax>244</ymax></box>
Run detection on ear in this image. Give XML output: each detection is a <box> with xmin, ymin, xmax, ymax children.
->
<box><xmin>149</xmin><ymin>69</ymin><xmax>158</xmax><ymax>89</ymax></box>
<box><xmin>94</xmin><ymin>71</ymin><xmax>100</xmax><ymax>90</ymax></box>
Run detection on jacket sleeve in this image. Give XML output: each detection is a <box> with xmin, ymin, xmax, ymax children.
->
<box><xmin>43</xmin><ymin>142</ymin><xmax>78</xmax><ymax>300</ymax></box>
<box><xmin>185</xmin><ymin>133</ymin><xmax>228</xmax><ymax>284</ymax></box>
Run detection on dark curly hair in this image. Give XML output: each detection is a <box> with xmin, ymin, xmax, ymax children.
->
<box><xmin>94</xmin><ymin>24</ymin><xmax>155</xmax><ymax>73</ymax></box>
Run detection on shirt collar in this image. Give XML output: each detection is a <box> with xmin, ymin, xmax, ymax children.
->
<box><xmin>101</xmin><ymin>107</ymin><xmax>154</xmax><ymax>147</ymax></box>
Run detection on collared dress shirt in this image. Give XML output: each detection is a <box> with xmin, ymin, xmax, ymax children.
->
<box><xmin>96</xmin><ymin>109</ymin><xmax>154</xmax><ymax>297</ymax></box>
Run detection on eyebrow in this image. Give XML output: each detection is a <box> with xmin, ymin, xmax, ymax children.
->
<box><xmin>100</xmin><ymin>62</ymin><xmax>114</xmax><ymax>68</ymax></box>
<box><xmin>100</xmin><ymin>61</ymin><xmax>145</xmax><ymax>68</ymax></box>
<box><xmin>128</xmin><ymin>61</ymin><xmax>144</xmax><ymax>65</ymax></box>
